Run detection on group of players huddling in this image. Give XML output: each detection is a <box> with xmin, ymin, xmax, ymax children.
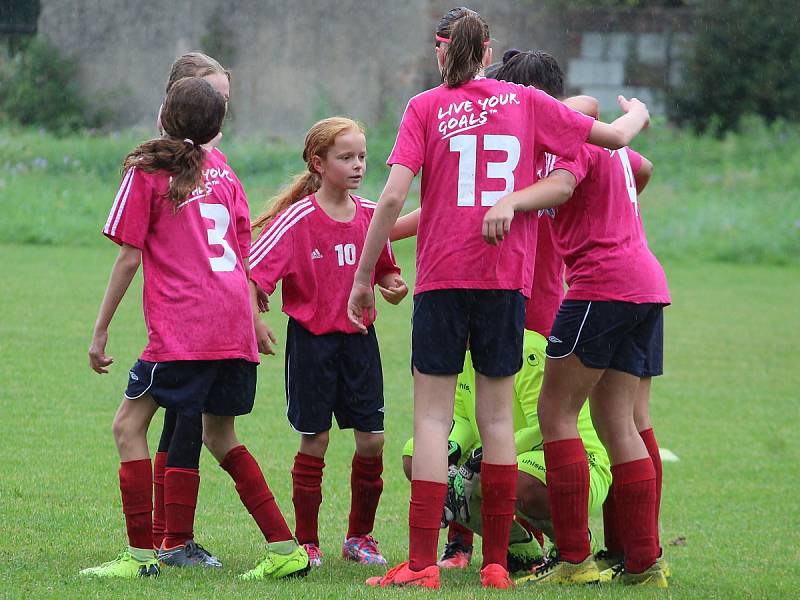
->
<box><xmin>83</xmin><ymin>5</ymin><xmax>670</xmax><ymax>590</ymax></box>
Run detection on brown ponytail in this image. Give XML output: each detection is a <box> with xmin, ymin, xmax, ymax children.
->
<box><xmin>437</xmin><ymin>7</ymin><xmax>490</xmax><ymax>88</ymax></box>
<box><xmin>123</xmin><ymin>77</ymin><xmax>226</xmax><ymax>205</ymax></box>
<box><xmin>252</xmin><ymin>117</ymin><xmax>364</xmax><ymax>231</ymax></box>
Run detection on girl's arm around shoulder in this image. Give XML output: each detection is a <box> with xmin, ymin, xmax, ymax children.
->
<box><xmin>482</xmin><ymin>170</ymin><xmax>577</xmax><ymax>245</ymax></box>
<box><xmin>88</xmin><ymin>244</ymin><xmax>142</xmax><ymax>374</ymax></box>
<box><xmin>588</xmin><ymin>96</ymin><xmax>650</xmax><ymax>150</ymax></box>
<box><xmin>564</xmin><ymin>95</ymin><xmax>599</xmax><ymax>119</ymax></box>
<box><xmin>390</xmin><ymin>207</ymin><xmax>420</xmax><ymax>241</ymax></box>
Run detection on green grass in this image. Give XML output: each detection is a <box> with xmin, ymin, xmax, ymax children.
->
<box><xmin>1</xmin><ymin>241</ymin><xmax>798</xmax><ymax>598</ymax></box>
<box><xmin>1</xmin><ymin>118</ymin><xmax>798</xmax><ymax>263</ymax></box>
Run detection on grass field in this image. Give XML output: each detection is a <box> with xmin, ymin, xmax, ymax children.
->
<box><xmin>1</xmin><ymin>240</ymin><xmax>799</xmax><ymax>599</ymax></box>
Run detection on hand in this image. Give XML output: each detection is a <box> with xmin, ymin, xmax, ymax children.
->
<box><xmin>88</xmin><ymin>330</ymin><xmax>113</xmax><ymax>374</ymax></box>
<box><xmin>347</xmin><ymin>279</ymin><xmax>375</xmax><ymax>334</ymax></box>
<box><xmin>482</xmin><ymin>198</ymin><xmax>515</xmax><ymax>245</ymax></box>
<box><xmin>442</xmin><ymin>458</ymin><xmax>480</xmax><ymax>526</ymax></box>
<box><xmin>617</xmin><ymin>95</ymin><xmax>650</xmax><ymax>129</ymax></box>
<box><xmin>255</xmin><ymin>320</ymin><xmax>277</xmax><ymax>356</ymax></box>
<box><xmin>377</xmin><ymin>273</ymin><xmax>409</xmax><ymax>305</ymax></box>
<box><xmin>255</xmin><ymin>284</ymin><xmax>270</xmax><ymax>313</ymax></box>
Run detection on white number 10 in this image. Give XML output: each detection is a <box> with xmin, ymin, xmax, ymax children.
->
<box><xmin>335</xmin><ymin>243</ymin><xmax>356</xmax><ymax>266</ymax></box>
<box><xmin>449</xmin><ymin>134</ymin><xmax>521</xmax><ymax>207</ymax></box>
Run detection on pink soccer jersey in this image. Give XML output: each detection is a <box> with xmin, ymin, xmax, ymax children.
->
<box><xmin>249</xmin><ymin>194</ymin><xmax>400</xmax><ymax>335</ymax></box>
<box><xmin>552</xmin><ymin>146</ymin><xmax>671</xmax><ymax>304</ymax></box>
<box><xmin>525</xmin><ymin>152</ymin><xmax>565</xmax><ymax>337</ymax></box>
<box><xmin>387</xmin><ymin>78</ymin><xmax>594</xmax><ymax>295</ymax></box>
<box><xmin>103</xmin><ymin>149</ymin><xmax>258</xmax><ymax>362</ymax></box>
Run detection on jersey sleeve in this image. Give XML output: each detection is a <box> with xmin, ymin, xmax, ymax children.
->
<box><xmin>626</xmin><ymin>147</ymin><xmax>644</xmax><ymax>174</ymax></box>
<box><xmin>248</xmin><ymin>216</ymin><xmax>295</xmax><ymax>295</ymax></box>
<box><xmin>553</xmin><ymin>145</ymin><xmax>593</xmax><ymax>187</ymax></box>
<box><xmin>374</xmin><ymin>240</ymin><xmax>401</xmax><ymax>281</ymax></box>
<box><xmin>387</xmin><ymin>97</ymin><xmax>426</xmax><ymax>175</ymax></box>
<box><xmin>450</xmin><ymin>372</ymin><xmax>478</xmax><ymax>453</ymax></box>
<box><xmin>232</xmin><ymin>178</ymin><xmax>252</xmax><ymax>263</ymax></box>
<box><xmin>512</xmin><ymin>344</ymin><xmax>547</xmax><ymax>454</ymax></box>
<box><xmin>530</xmin><ymin>87</ymin><xmax>595</xmax><ymax>161</ymax></box>
<box><xmin>102</xmin><ymin>167</ymin><xmax>152</xmax><ymax>248</ymax></box>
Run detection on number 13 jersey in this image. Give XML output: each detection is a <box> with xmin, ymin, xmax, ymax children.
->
<box><xmin>248</xmin><ymin>194</ymin><xmax>400</xmax><ymax>335</ymax></box>
<box><xmin>388</xmin><ymin>78</ymin><xmax>594</xmax><ymax>295</ymax></box>
<box><xmin>103</xmin><ymin>148</ymin><xmax>258</xmax><ymax>363</ymax></box>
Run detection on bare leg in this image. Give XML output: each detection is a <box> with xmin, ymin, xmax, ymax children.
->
<box><xmin>589</xmin><ymin>370</ymin><xmax>647</xmax><ymax>465</ymax></box>
<box><xmin>112</xmin><ymin>395</ymin><xmax>159</xmax><ymax>461</ymax></box>
<box><xmin>411</xmin><ymin>370</ymin><xmax>456</xmax><ymax>483</ymax></box>
<box><xmin>354</xmin><ymin>431</ymin><xmax>384</xmax><ymax>457</ymax></box>
<box><xmin>299</xmin><ymin>430</ymin><xmax>330</xmax><ymax>460</ymax></box>
<box><xmin>474</xmin><ymin>373</ymin><xmax>516</xmax><ymax>465</ymax></box>
<box><xmin>201</xmin><ymin>414</ymin><xmax>241</xmax><ymax>462</ymax></box>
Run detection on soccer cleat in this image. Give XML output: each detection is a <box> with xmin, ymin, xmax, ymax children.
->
<box><xmin>302</xmin><ymin>543</ymin><xmax>323</xmax><ymax>567</ymax></box>
<box><xmin>437</xmin><ymin>539</ymin><xmax>473</xmax><ymax>569</ymax></box>
<box><xmin>365</xmin><ymin>561</ymin><xmax>440</xmax><ymax>589</ymax></box>
<box><xmin>594</xmin><ymin>549</ymin><xmax>623</xmax><ymax>579</ymax></box>
<box><xmin>158</xmin><ymin>539</ymin><xmax>222</xmax><ymax>568</ymax></box>
<box><xmin>238</xmin><ymin>541</ymin><xmax>310</xmax><ymax>580</ymax></box>
<box><xmin>657</xmin><ymin>554</ymin><xmax>672</xmax><ymax>578</ymax></box>
<box><xmin>480</xmin><ymin>563</ymin><xmax>514</xmax><ymax>589</ymax></box>
<box><xmin>516</xmin><ymin>555</ymin><xmax>600</xmax><ymax>586</ymax></box>
<box><xmin>507</xmin><ymin>533</ymin><xmax>545</xmax><ymax>573</ymax></box>
<box><xmin>619</xmin><ymin>561</ymin><xmax>669</xmax><ymax>587</ymax></box>
<box><xmin>342</xmin><ymin>534</ymin><xmax>387</xmax><ymax>565</ymax></box>
<box><xmin>79</xmin><ymin>548</ymin><xmax>160</xmax><ymax>578</ymax></box>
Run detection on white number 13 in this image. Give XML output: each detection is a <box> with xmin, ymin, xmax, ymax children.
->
<box><xmin>449</xmin><ymin>134</ymin><xmax>521</xmax><ymax>207</ymax></box>
<box><xmin>199</xmin><ymin>202</ymin><xmax>236</xmax><ymax>272</ymax></box>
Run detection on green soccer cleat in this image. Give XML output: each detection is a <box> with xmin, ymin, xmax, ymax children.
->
<box><xmin>516</xmin><ymin>555</ymin><xmax>600</xmax><ymax>586</ymax></box>
<box><xmin>619</xmin><ymin>561</ymin><xmax>669</xmax><ymax>587</ymax></box>
<box><xmin>594</xmin><ymin>549</ymin><xmax>624</xmax><ymax>580</ymax></box>
<box><xmin>507</xmin><ymin>533</ymin><xmax>545</xmax><ymax>573</ymax></box>
<box><xmin>239</xmin><ymin>540</ymin><xmax>310</xmax><ymax>580</ymax></box>
<box><xmin>79</xmin><ymin>547</ymin><xmax>160</xmax><ymax>578</ymax></box>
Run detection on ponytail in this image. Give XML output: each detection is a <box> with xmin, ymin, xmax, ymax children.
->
<box><xmin>251</xmin><ymin>171</ymin><xmax>321</xmax><ymax>231</ymax></box>
<box><xmin>252</xmin><ymin>116</ymin><xmax>364</xmax><ymax>232</ymax></box>
<box><xmin>123</xmin><ymin>139</ymin><xmax>206</xmax><ymax>205</ymax></box>
<box><xmin>437</xmin><ymin>8</ymin><xmax>490</xmax><ymax>88</ymax></box>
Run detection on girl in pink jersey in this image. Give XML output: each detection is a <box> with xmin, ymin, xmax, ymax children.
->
<box><xmin>249</xmin><ymin>117</ymin><xmax>407</xmax><ymax>569</ymax></box>
<box><xmin>81</xmin><ymin>77</ymin><xmax>309</xmax><ymax>580</ymax></box>
<box><xmin>150</xmin><ymin>51</ymin><xmax>231</xmax><ymax>568</ymax></box>
<box><xmin>348</xmin><ymin>6</ymin><xmax>650</xmax><ymax>590</ymax></box>
<box><xmin>483</xmin><ymin>58</ymin><xmax>668</xmax><ymax>587</ymax></box>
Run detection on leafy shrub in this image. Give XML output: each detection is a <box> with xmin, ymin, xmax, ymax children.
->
<box><xmin>670</xmin><ymin>0</ymin><xmax>800</xmax><ymax>134</ymax></box>
<box><xmin>0</xmin><ymin>39</ymin><xmax>97</xmax><ymax>133</ymax></box>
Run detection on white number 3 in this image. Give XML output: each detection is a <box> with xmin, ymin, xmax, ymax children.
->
<box><xmin>199</xmin><ymin>203</ymin><xmax>237</xmax><ymax>272</ymax></box>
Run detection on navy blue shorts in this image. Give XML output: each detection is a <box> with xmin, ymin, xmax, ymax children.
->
<box><xmin>546</xmin><ymin>300</ymin><xmax>664</xmax><ymax>377</ymax></box>
<box><xmin>411</xmin><ymin>289</ymin><xmax>525</xmax><ymax>377</ymax></box>
<box><xmin>125</xmin><ymin>359</ymin><xmax>257</xmax><ymax>416</ymax></box>
<box><xmin>285</xmin><ymin>318</ymin><xmax>384</xmax><ymax>434</ymax></box>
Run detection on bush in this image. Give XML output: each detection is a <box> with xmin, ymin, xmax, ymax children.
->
<box><xmin>671</xmin><ymin>0</ymin><xmax>800</xmax><ymax>134</ymax></box>
<box><xmin>0</xmin><ymin>39</ymin><xmax>95</xmax><ymax>133</ymax></box>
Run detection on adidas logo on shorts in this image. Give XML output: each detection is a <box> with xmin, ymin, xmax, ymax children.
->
<box><xmin>311</xmin><ymin>248</ymin><xmax>323</xmax><ymax>260</ymax></box>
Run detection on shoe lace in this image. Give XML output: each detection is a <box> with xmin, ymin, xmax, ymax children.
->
<box><xmin>356</xmin><ymin>535</ymin><xmax>379</xmax><ymax>553</ymax></box>
<box><xmin>382</xmin><ymin>561</ymin><xmax>410</xmax><ymax>582</ymax></box>
<box><xmin>533</xmin><ymin>556</ymin><xmax>559</xmax><ymax>576</ymax></box>
<box><xmin>304</xmin><ymin>544</ymin><xmax>321</xmax><ymax>560</ymax></box>
<box><xmin>441</xmin><ymin>540</ymin><xmax>468</xmax><ymax>560</ymax></box>
<box><xmin>98</xmin><ymin>551</ymin><xmax>129</xmax><ymax>568</ymax></box>
<box><xmin>185</xmin><ymin>540</ymin><xmax>213</xmax><ymax>559</ymax></box>
<box><xmin>610</xmin><ymin>562</ymin><xmax>625</xmax><ymax>579</ymax></box>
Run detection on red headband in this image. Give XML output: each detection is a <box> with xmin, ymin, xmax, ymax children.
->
<box><xmin>436</xmin><ymin>34</ymin><xmax>491</xmax><ymax>46</ymax></box>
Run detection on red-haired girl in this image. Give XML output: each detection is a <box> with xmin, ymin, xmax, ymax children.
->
<box><xmin>249</xmin><ymin>117</ymin><xmax>407</xmax><ymax>569</ymax></box>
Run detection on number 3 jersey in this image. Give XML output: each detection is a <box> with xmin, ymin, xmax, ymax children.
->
<box><xmin>103</xmin><ymin>148</ymin><xmax>258</xmax><ymax>363</ymax></box>
<box><xmin>388</xmin><ymin>78</ymin><xmax>594</xmax><ymax>295</ymax></box>
<box><xmin>248</xmin><ymin>194</ymin><xmax>400</xmax><ymax>335</ymax></box>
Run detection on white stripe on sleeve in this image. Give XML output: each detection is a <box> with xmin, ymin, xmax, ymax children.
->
<box><xmin>104</xmin><ymin>168</ymin><xmax>134</xmax><ymax>234</ymax></box>
<box><xmin>249</xmin><ymin>199</ymin><xmax>312</xmax><ymax>258</ymax></box>
<box><xmin>250</xmin><ymin>206</ymin><xmax>316</xmax><ymax>268</ymax></box>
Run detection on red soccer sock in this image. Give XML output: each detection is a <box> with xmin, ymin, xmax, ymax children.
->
<box><xmin>448</xmin><ymin>521</ymin><xmax>474</xmax><ymax>547</ymax></box>
<box><xmin>163</xmin><ymin>467</ymin><xmax>200</xmax><ymax>549</ymax></box>
<box><xmin>152</xmin><ymin>452</ymin><xmax>167</xmax><ymax>549</ymax></box>
<box><xmin>119</xmin><ymin>458</ymin><xmax>153</xmax><ymax>550</ymax></box>
<box><xmin>639</xmin><ymin>427</ymin><xmax>662</xmax><ymax>550</ymax></box>
<box><xmin>409</xmin><ymin>480</ymin><xmax>447</xmax><ymax>571</ymax></box>
<box><xmin>220</xmin><ymin>445</ymin><xmax>293</xmax><ymax>543</ymax></box>
<box><xmin>480</xmin><ymin>462</ymin><xmax>518</xmax><ymax>569</ymax></box>
<box><xmin>291</xmin><ymin>452</ymin><xmax>325</xmax><ymax>545</ymax></box>
<box><xmin>612</xmin><ymin>457</ymin><xmax>658</xmax><ymax>573</ymax></box>
<box><xmin>347</xmin><ymin>453</ymin><xmax>383</xmax><ymax>538</ymax></box>
<box><xmin>544</xmin><ymin>438</ymin><xmax>591</xmax><ymax>564</ymax></box>
<box><xmin>602</xmin><ymin>481</ymin><xmax>624</xmax><ymax>555</ymax></box>
<box><xmin>516</xmin><ymin>515</ymin><xmax>545</xmax><ymax>548</ymax></box>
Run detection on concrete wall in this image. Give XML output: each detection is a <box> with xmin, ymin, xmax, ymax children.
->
<box><xmin>39</xmin><ymin>1</ymin><xmax>694</xmax><ymax>137</ymax></box>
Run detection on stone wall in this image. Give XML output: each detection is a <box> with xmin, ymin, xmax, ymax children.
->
<box><xmin>38</xmin><ymin>1</ymin><xmax>694</xmax><ymax>136</ymax></box>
